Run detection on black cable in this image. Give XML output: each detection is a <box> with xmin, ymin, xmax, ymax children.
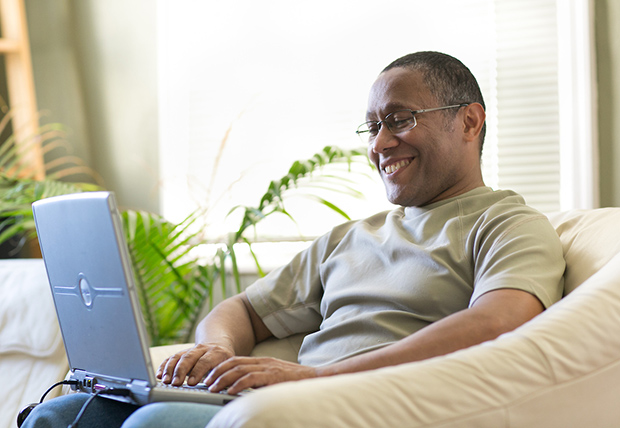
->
<box><xmin>17</xmin><ymin>381</ymin><xmax>131</xmax><ymax>428</ymax></box>
<box><xmin>17</xmin><ymin>380</ymin><xmax>80</xmax><ymax>427</ymax></box>
<box><xmin>40</xmin><ymin>380</ymin><xmax>80</xmax><ymax>403</ymax></box>
<box><xmin>66</xmin><ymin>390</ymin><xmax>102</xmax><ymax>428</ymax></box>
<box><xmin>67</xmin><ymin>388</ymin><xmax>132</xmax><ymax>428</ymax></box>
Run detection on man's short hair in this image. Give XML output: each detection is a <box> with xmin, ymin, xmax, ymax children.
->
<box><xmin>383</xmin><ymin>52</ymin><xmax>486</xmax><ymax>153</ymax></box>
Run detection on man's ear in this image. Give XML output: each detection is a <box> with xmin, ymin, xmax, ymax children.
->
<box><xmin>462</xmin><ymin>103</ymin><xmax>486</xmax><ymax>142</ymax></box>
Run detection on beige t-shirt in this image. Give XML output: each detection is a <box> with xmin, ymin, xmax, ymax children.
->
<box><xmin>246</xmin><ymin>187</ymin><xmax>565</xmax><ymax>367</ymax></box>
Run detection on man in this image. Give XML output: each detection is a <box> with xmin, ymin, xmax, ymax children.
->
<box><xmin>23</xmin><ymin>51</ymin><xmax>565</xmax><ymax>428</ymax></box>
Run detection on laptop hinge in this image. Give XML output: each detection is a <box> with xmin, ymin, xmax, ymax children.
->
<box><xmin>71</xmin><ymin>369</ymin><xmax>139</xmax><ymax>404</ymax></box>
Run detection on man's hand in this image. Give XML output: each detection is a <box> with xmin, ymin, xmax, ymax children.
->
<box><xmin>157</xmin><ymin>292</ymin><xmax>275</xmax><ymax>387</ymax></box>
<box><xmin>157</xmin><ymin>343</ymin><xmax>235</xmax><ymax>386</ymax></box>
<box><xmin>204</xmin><ymin>356</ymin><xmax>318</xmax><ymax>395</ymax></box>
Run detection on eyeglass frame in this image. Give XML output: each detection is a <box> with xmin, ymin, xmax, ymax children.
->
<box><xmin>356</xmin><ymin>103</ymin><xmax>470</xmax><ymax>144</ymax></box>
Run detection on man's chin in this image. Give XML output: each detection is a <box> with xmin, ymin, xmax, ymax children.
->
<box><xmin>385</xmin><ymin>188</ymin><xmax>428</xmax><ymax>208</ymax></box>
<box><xmin>385</xmin><ymin>191</ymin><xmax>411</xmax><ymax>207</ymax></box>
<box><xmin>383</xmin><ymin>179</ymin><xmax>415</xmax><ymax>207</ymax></box>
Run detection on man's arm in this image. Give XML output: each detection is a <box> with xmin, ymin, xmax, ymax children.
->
<box><xmin>318</xmin><ymin>288</ymin><xmax>542</xmax><ymax>373</ymax></box>
<box><xmin>157</xmin><ymin>291</ymin><xmax>273</xmax><ymax>386</ymax></box>
<box><xmin>203</xmin><ymin>288</ymin><xmax>543</xmax><ymax>394</ymax></box>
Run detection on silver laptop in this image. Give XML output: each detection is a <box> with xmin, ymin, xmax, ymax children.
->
<box><xmin>32</xmin><ymin>191</ymin><xmax>237</xmax><ymax>406</ymax></box>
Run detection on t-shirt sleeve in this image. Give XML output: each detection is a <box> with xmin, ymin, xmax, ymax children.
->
<box><xmin>470</xmin><ymin>213</ymin><xmax>565</xmax><ymax>309</ymax></box>
<box><xmin>245</xmin><ymin>222</ymin><xmax>353</xmax><ymax>338</ymax></box>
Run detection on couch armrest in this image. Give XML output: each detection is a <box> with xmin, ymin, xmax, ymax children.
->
<box><xmin>249</xmin><ymin>334</ymin><xmax>304</xmax><ymax>362</ymax></box>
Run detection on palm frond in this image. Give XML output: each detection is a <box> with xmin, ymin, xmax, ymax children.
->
<box><xmin>0</xmin><ymin>175</ymin><xmax>97</xmax><ymax>247</ymax></box>
<box><xmin>213</xmin><ymin>144</ymin><xmax>371</xmax><ymax>310</ymax></box>
<box><xmin>121</xmin><ymin>209</ymin><xmax>218</xmax><ymax>345</ymax></box>
<box><xmin>0</xmin><ymin>116</ymin><xmax>103</xmax><ymax>251</ymax></box>
<box><xmin>231</xmin><ymin>145</ymin><xmax>369</xmax><ymax>242</ymax></box>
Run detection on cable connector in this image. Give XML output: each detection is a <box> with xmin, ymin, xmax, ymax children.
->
<box><xmin>99</xmin><ymin>387</ymin><xmax>132</xmax><ymax>397</ymax></box>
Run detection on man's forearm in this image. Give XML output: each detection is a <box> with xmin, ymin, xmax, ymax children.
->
<box><xmin>195</xmin><ymin>292</ymin><xmax>273</xmax><ymax>357</ymax></box>
<box><xmin>317</xmin><ymin>288</ymin><xmax>543</xmax><ymax>377</ymax></box>
<box><xmin>201</xmin><ymin>289</ymin><xmax>543</xmax><ymax>393</ymax></box>
<box><xmin>158</xmin><ymin>292</ymin><xmax>274</xmax><ymax>386</ymax></box>
<box><xmin>316</xmin><ymin>307</ymin><xmax>493</xmax><ymax>376</ymax></box>
<box><xmin>195</xmin><ymin>294</ymin><xmax>257</xmax><ymax>356</ymax></box>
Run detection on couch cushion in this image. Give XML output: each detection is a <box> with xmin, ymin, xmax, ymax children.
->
<box><xmin>0</xmin><ymin>259</ymin><xmax>63</xmax><ymax>356</ymax></box>
<box><xmin>0</xmin><ymin>259</ymin><xmax>68</xmax><ymax>428</ymax></box>
<box><xmin>547</xmin><ymin>207</ymin><xmax>620</xmax><ymax>294</ymax></box>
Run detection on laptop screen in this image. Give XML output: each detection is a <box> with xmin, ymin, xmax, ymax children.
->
<box><xmin>33</xmin><ymin>192</ymin><xmax>155</xmax><ymax>384</ymax></box>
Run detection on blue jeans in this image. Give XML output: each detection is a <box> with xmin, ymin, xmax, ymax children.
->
<box><xmin>22</xmin><ymin>393</ymin><xmax>223</xmax><ymax>428</ymax></box>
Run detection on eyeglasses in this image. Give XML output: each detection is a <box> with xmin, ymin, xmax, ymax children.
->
<box><xmin>356</xmin><ymin>103</ymin><xmax>469</xmax><ymax>145</ymax></box>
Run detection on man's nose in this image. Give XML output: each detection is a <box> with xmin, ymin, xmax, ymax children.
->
<box><xmin>370</xmin><ymin>125</ymin><xmax>399</xmax><ymax>153</ymax></box>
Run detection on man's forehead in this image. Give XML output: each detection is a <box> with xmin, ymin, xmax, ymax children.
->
<box><xmin>366</xmin><ymin>68</ymin><xmax>433</xmax><ymax>118</ymax></box>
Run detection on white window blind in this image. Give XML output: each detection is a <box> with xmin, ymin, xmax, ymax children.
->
<box><xmin>157</xmin><ymin>0</ymin><xmax>596</xmax><ymax>242</ymax></box>
<box><xmin>495</xmin><ymin>0</ymin><xmax>562</xmax><ymax>213</ymax></box>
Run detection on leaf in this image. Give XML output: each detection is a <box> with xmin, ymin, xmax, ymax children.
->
<box><xmin>231</xmin><ymin>145</ymin><xmax>369</xmax><ymax>243</ymax></box>
<box><xmin>305</xmin><ymin>195</ymin><xmax>351</xmax><ymax>220</ymax></box>
<box><xmin>121</xmin><ymin>208</ymin><xmax>221</xmax><ymax>345</ymax></box>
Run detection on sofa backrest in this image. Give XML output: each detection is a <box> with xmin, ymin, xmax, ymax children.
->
<box><xmin>547</xmin><ymin>208</ymin><xmax>620</xmax><ymax>295</ymax></box>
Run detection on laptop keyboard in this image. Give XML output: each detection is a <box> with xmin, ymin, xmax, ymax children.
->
<box><xmin>156</xmin><ymin>382</ymin><xmax>237</xmax><ymax>395</ymax></box>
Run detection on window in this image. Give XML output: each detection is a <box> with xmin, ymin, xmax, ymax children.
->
<box><xmin>493</xmin><ymin>0</ymin><xmax>598</xmax><ymax>212</ymax></box>
<box><xmin>157</xmin><ymin>0</ymin><xmax>597</xmax><ymax>245</ymax></box>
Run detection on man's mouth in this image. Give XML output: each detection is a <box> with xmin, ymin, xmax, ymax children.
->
<box><xmin>383</xmin><ymin>159</ymin><xmax>411</xmax><ymax>175</ymax></box>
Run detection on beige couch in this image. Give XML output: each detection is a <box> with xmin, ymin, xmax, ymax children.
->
<box><xmin>3</xmin><ymin>207</ymin><xmax>620</xmax><ymax>428</ymax></box>
<box><xmin>158</xmin><ymin>208</ymin><xmax>620</xmax><ymax>428</ymax></box>
<box><xmin>0</xmin><ymin>259</ymin><xmax>68</xmax><ymax>428</ymax></box>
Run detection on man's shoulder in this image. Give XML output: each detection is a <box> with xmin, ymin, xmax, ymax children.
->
<box><xmin>480</xmin><ymin>189</ymin><xmax>546</xmax><ymax>220</ymax></box>
<box><xmin>436</xmin><ymin>187</ymin><xmax>555</xmax><ymax>245</ymax></box>
<box><xmin>457</xmin><ymin>187</ymin><xmax>543</xmax><ymax>220</ymax></box>
<box><xmin>460</xmin><ymin>187</ymin><xmax>524</xmax><ymax>209</ymax></box>
<box><xmin>467</xmin><ymin>189</ymin><xmax>559</xmax><ymax>247</ymax></box>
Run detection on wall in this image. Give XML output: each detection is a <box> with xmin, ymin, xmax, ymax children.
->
<box><xmin>25</xmin><ymin>0</ymin><xmax>91</xmax><ymax>175</ymax></box>
<box><xmin>26</xmin><ymin>0</ymin><xmax>160</xmax><ymax>214</ymax></box>
<box><xmin>24</xmin><ymin>0</ymin><xmax>620</xmax><ymax>212</ymax></box>
<box><xmin>595</xmin><ymin>0</ymin><xmax>620</xmax><ymax>207</ymax></box>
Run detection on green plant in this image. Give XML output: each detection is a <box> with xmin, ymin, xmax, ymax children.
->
<box><xmin>0</xmin><ymin>174</ymin><xmax>98</xmax><ymax>252</ymax></box>
<box><xmin>1</xmin><ymin>111</ymin><xmax>373</xmax><ymax>345</ymax></box>
<box><xmin>122</xmin><ymin>209</ymin><xmax>212</xmax><ymax>345</ymax></box>
<box><xmin>0</xmin><ymin>117</ymin><xmax>100</xmax><ymax>253</ymax></box>
<box><xmin>128</xmin><ymin>145</ymin><xmax>371</xmax><ymax>345</ymax></box>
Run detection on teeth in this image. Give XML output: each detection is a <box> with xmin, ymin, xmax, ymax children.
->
<box><xmin>384</xmin><ymin>160</ymin><xmax>411</xmax><ymax>174</ymax></box>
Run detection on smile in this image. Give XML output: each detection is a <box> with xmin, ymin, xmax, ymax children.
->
<box><xmin>383</xmin><ymin>159</ymin><xmax>411</xmax><ymax>175</ymax></box>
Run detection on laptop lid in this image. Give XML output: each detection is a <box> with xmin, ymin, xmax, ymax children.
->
<box><xmin>32</xmin><ymin>191</ymin><xmax>156</xmax><ymax>385</ymax></box>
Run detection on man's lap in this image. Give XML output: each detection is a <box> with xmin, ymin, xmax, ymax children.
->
<box><xmin>21</xmin><ymin>393</ymin><xmax>222</xmax><ymax>428</ymax></box>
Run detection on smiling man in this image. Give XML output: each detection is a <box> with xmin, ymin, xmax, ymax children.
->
<box><xmin>363</xmin><ymin>63</ymin><xmax>486</xmax><ymax>207</ymax></box>
<box><xmin>23</xmin><ymin>52</ymin><xmax>565</xmax><ymax>428</ymax></box>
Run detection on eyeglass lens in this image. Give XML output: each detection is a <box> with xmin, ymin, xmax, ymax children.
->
<box><xmin>356</xmin><ymin>110</ymin><xmax>417</xmax><ymax>144</ymax></box>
